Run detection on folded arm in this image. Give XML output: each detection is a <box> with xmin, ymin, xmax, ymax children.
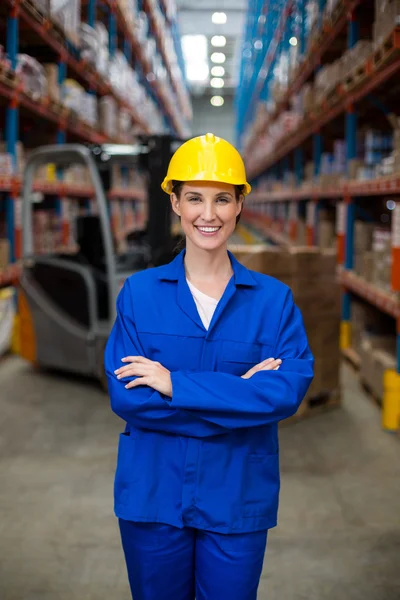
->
<box><xmin>169</xmin><ymin>289</ymin><xmax>314</xmax><ymax>428</ymax></box>
<box><xmin>105</xmin><ymin>281</ymin><xmax>229</xmax><ymax>438</ymax></box>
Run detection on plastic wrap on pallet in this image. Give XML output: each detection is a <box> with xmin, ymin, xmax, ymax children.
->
<box><xmin>16</xmin><ymin>54</ymin><xmax>48</xmax><ymax>101</ymax></box>
<box><xmin>99</xmin><ymin>96</ymin><xmax>118</xmax><ymax>137</ymax></box>
<box><xmin>63</xmin><ymin>79</ymin><xmax>98</xmax><ymax>126</ymax></box>
<box><xmin>50</xmin><ymin>0</ymin><xmax>81</xmax><ymax>46</ymax></box>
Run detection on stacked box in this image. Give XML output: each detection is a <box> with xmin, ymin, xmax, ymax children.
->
<box><xmin>43</xmin><ymin>64</ymin><xmax>60</xmax><ymax>103</ymax></box>
<box><xmin>359</xmin><ymin>331</ymin><xmax>397</xmax><ymax>400</ymax></box>
<box><xmin>0</xmin><ymin>239</ymin><xmax>10</xmax><ymax>269</ymax></box>
<box><xmin>354</xmin><ymin>221</ymin><xmax>374</xmax><ymax>277</ymax></box>
<box><xmin>351</xmin><ymin>300</ymin><xmax>387</xmax><ymax>354</ymax></box>
<box><xmin>372</xmin><ymin>228</ymin><xmax>392</xmax><ymax>290</ymax></box>
<box><xmin>229</xmin><ymin>245</ymin><xmax>341</xmax><ymax>401</ymax></box>
<box><xmin>318</xmin><ymin>219</ymin><xmax>335</xmax><ymax>249</ymax></box>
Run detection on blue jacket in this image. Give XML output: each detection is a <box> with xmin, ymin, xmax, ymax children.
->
<box><xmin>105</xmin><ymin>250</ymin><xmax>314</xmax><ymax>534</ymax></box>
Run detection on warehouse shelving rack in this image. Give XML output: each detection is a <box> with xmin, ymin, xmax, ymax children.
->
<box><xmin>0</xmin><ymin>0</ymin><xmax>190</xmax><ymax>288</ymax></box>
<box><xmin>237</xmin><ymin>0</ymin><xmax>400</xmax><ymax>430</ymax></box>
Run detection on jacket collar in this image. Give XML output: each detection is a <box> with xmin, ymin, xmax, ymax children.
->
<box><xmin>157</xmin><ymin>249</ymin><xmax>258</xmax><ymax>287</ymax></box>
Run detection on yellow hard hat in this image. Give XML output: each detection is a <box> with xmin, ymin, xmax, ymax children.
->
<box><xmin>161</xmin><ymin>133</ymin><xmax>251</xmax><ymax>196</ymax></box>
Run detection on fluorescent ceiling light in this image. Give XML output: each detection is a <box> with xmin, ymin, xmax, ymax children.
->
<box><xmin>254</xmin><ymin>40</ymin><xmax>263</xmax><ymax>50</ymax></box>
<box><xmin>211</xmin><ymin>66</ymin><xmax>225</xmax><ymax>76</ymax></box>
<box><xmin>211</xmin><ymin>35</ymin><xmax>226</xmax><ymax>47</ymax></box>
<box><xmin>212</xmin><ymin>12</ymin><xmax>227</xmax><ymax>24</ymax></box>
<box><xmin>210</xmin><ymin>77</ymin><xmax>224</xmax><ymax>88</ymax></box>
<box><xmin>182</xmin><ymin>34</ymin><xmax>209</xmax><ymax>82</ymax></box>
<box><xmin>182</xmin><ymin>34</ymin><xmax>207</xmax><ymax>61</ymax></box>
<box><xmin>211</xmin><ymin>52</ymin><xmax>226</xmax><ymax>64</ymax></box>
<box><xmin>289</xmin><ymin>37</ymin><xmax>298</xmax><ymax>46</ymax></box>
<box><xmin>186</xmin><ymin>62</ymin><xmax>209</xmax><ymax>82</ymax></box>
<box><xmin>210</xmin><ymin>96</ymin><xmax>224</xmax><ymax>107</ymax></box>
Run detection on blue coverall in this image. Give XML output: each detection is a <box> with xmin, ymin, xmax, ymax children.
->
<box><xmin>105</xmin><ymin>249</ymin><xmax>314</xmax><ymax>599</ymax></box>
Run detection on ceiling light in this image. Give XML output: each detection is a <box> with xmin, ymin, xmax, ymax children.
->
<box><xmin>211</xmin><ymin>52</ymin><xmax>226</xmax><ymax>64</ymax></box>
<box><xmin>181</xmin><ymin>34</ymin><xmax>209</xmax><ymax>82</ymax></box>
<box><xmin>210</xmin><ymin>96</ymin><xmax>224</xmax><ymax>107</ymax></box>
<box><xmin>387</xmin><ymin>200</ymin><xmax>396</xmax><ymax>210</ymax></box>
<box><xmin>211</xmin><ymin>66</ymin><xmax>225</xmax><ymax>76</ymax></box>
<box><xmin>211</xmin><ymin>35</ymin><xmax>226</xmax><ymax>47</ymax></box>
<box><xmin>254</xmin><ymin>40</ymin><xmax>263</xmax><ymax>50</ymax></box>
<box><xmin>186</xmin><ymin>62</ymin><xmax>209</xmax><ymax>82</ymax></box>
<box><xmin>289</xmin><ymin>37</ymin><xmax>298</xmax><ymax>46</ymax></box>
<box><xmin>210</xmin><ymin>77</ymin><xmax>224</xmax><ymax>88</ymax></box>
<box><xmin>212</xmin><ymin>12</ymin><xmax>227</xmax><ymax>24</ymax></box>
<box><xmin>182</xmin><ymin>34</ymin><xmax>207</xmax><ymax>61</ymax></box>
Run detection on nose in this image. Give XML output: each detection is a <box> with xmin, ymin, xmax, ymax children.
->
<box><xmin>201</xmin><ymin>201</ymin><xmax>217</xmax><ymax>222</ymax></box>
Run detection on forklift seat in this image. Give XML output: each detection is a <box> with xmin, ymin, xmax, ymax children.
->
<box><xmin>74</xmin><ymin>215</ymin><xmax>110</xmax><ymax>320</ymax></box>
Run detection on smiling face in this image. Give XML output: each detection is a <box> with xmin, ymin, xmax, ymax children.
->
<box><xmin>170</xmin><ymin>181</ymin><xmax>243</xmax><ymax>252</ymax></box>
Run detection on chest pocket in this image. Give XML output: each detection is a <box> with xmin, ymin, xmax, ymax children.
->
<box><xmin>220</xmin><ymin>341</ymin><xmax>264</xmax><ymax>376</ymax></box>
<box><xmin>139</xmin><ymin>332</ymin><xmax>204</xmax><ymax>372</ymax></box>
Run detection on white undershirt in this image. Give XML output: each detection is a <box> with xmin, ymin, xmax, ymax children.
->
<box><xmin>186</xmin><ymin>279</ymin><xmax>219</xmax><ymax>330</ymax></box>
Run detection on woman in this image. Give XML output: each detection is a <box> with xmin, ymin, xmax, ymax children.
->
<box><xmin>105</xmin><ymin>133</ymin><xmax>314</xmax><ymax>600</ymax></box>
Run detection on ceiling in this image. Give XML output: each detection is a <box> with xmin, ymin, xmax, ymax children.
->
<box><xmin>176</xmin><ymin>0</ymin><xmax>247</xmax><ymax>96</ymax></box>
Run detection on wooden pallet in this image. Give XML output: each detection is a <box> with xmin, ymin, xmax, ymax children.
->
<box><xmin>373</xmin><ymin>27</ymin><xmax>400</xmax><ymax>70</ymax></box>
<box><xmin>282</xmin><ymin>389</ymin><xmax>341</xmax><ymax>426</ymax></box>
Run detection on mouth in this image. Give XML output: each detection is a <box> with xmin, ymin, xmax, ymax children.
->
<box><xmin>194</xmin><ymin>225</ymin><xmax>222</xmax><ymax>237</ymax></box>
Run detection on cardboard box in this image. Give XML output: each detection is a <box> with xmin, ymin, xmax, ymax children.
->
<box><xmin>318</xmin><ymin>220</ymin><xmax>335</xmax><ymax>249</ymax></box>
<box><xmin>354</xmin><ymin>221</ymin><xmax>374</xmax><ymax>252</ymax></box>
<box><xmin>0</xmin><ymin>239</ymin><xmax>10</xmax><ymax>269</ymax></box>
<box><xmin>44</xmin><ymin>63</ymin><xmax>60</xmax><ymax>103</ymax></box>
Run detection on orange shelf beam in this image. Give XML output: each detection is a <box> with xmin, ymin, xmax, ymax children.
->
<box><xmin>339</xmin><ymin>269</ymin><xmax>400</xmax><ymax>319</ymax></box>
<box><xmin>251</xmin><ymin>176</ymin><xmax>400</xmax><ymax>203</ymax></box>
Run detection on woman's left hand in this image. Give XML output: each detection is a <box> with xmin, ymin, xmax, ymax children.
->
<box><xmin>114</xmin><ymin>356</ymin><xmax>172</xmax><ymax>397</ymax></box>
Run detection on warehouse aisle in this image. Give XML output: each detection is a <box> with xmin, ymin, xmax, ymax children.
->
<box><xmin>0</xmin><ymin>357</ymin><xmax>399</xmax><ymax>600</ymax></box>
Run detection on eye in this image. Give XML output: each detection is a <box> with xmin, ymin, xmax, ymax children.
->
<box><xmin>216</xmin><ymin>197</ymin><xmax>230</xmax><ymax>204</ymax></box>
<box><xmin>188</xmin><ymin>196</ymin><xmax>201</xmax><ymax>203</ymax></box>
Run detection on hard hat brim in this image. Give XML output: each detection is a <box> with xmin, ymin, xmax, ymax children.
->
<box><xmin>161</xmin><ymin>177</ymin><xmax>251</xmax><ymax>196</ymax></box>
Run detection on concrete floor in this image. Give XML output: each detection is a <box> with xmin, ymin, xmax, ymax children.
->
<box><xmin>0</xmin><ymin>358</ymin><xmax>399</xmax><ymax>600</ymax></box>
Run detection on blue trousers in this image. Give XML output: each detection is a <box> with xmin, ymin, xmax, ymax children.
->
<box><xmin>119</xmin><ymin>519</ymin><xmax>268</xmax><ymax>600</ymax></box>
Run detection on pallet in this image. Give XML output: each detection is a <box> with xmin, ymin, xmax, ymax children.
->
<box><xmin>343</xmin><ymin>62</ymin><xmax>369</xmax><ymax>93</ymax></box>
<box><xmin>282</xmin><ymin>389</ymin><xmax>341</xmax><ymax>426</ymax></box>
<box><xmin>373</xmin><ymin>27</ymin><xmax>400</xmax><ymax>70</ymax></box>
<box><xmin>342</xmin><ymin>347</ymin><xmax>361</xmax><ymax>371</ymax></box>
<box><xmin>360</xmin><ymin>379</ymin><xmax>382</xmax><ymax>408</ymax></box>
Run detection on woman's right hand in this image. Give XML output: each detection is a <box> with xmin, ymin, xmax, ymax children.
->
<box><xmin>241</xmin><ymin>357</ymin><xmax>282</xmax><ymax>379</ymax></box>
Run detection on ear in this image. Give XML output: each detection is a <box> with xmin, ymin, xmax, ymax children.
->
<box><xmin>170</xmin><ymin>193</ymin><xmax>181</xmax><ymax>217</ymax></box>
<box><xmin>236</xmin><ymin>195</ymin><xmax>244</xmax><ymax>216</ymax></box>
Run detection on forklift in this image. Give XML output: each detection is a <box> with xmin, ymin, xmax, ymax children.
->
<box><xmin>17</xmin><ymin>137</ymin><xmax>182</xmax><ymax>387</ymax></box>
